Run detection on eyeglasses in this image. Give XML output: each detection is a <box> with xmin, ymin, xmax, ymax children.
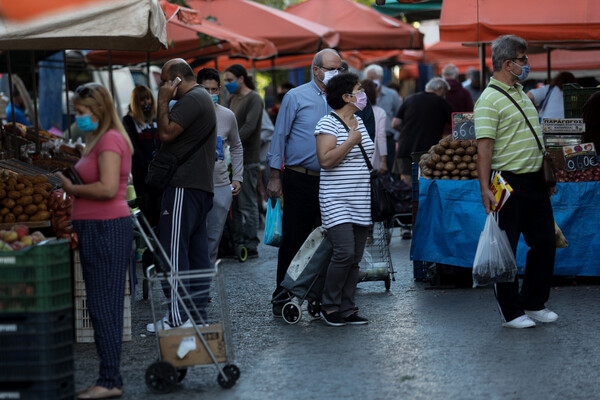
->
<box><xmin>346</xmin><ymin>89</ymin><xmax>365</xmax><ymax>96</ymax></box>
<box><xmin>510</xmin><ymin>55</ymin><xmax>528</xmax><ymax>64</ymax></box>
<box><xmin>318</xmin><ymin>66</ymin><xmax>346</xmax><ymax>73</ymax></box>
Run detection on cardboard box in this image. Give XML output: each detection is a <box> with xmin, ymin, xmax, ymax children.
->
<box><xmin>158</xmin><ymin>323</ymin><xmax>227</xmax><ymax>367</ymax></box>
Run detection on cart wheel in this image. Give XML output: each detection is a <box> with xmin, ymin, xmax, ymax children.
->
<box><xmin>237</xmin><ymin>245</ymin><xmax>248</xmax><ymax>263</ymax></box>
<box><xmin>142</xmin><ymin>279</ymin><xmax>149</xmax><ymax>300</ymax></box>
<box><xmin>217</xmin><ymin>364</ymin><xmax>239</xmax><ymax>389</ymax></box>
<box><xmin>145</xmin><ymin>361</ymin><xmax>178</xmax><ymax>394</ymax></box>
<box><xmin>384</xmin><ymin>275</ymin><xmax>391</xmax><ymax>291</ymax></box>
<box><xmin>177</xmin><ymin>368</ymin><xmax>187</xmax><ymax>382</ymax></box>
<box><xmin>307</xmin><ymin>300</ymin><xmax>321</xmax><ymax>318</ymax></box>
<box><xmin>282</xmin><ymin>301</ymin><xmax>302</xmax><ymax>324</ymax></box>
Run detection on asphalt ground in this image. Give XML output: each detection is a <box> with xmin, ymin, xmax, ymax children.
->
<box><xmin>74</xmin><ymin>228</ymin><xmax>600</xmax><ymax>400</ymax></box>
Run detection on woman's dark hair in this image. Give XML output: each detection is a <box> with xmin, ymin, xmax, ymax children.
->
<box><xmin>197</xmin><ymin>68</ymin><xmax>221</xmax><ymax>86</ymax></box>
<box><xmin>225</xmin><ymin>64</ymin><xmax>255</xmax><ymax>90</ymax></box>
<box><xmin>550</xmin><ymin>71</ymin><xmax>576</xmax><ymax>90</ymax></box>
<box><xmin>360</xmin><ymin>79</ymin><xmax>377</xmax><ymax>105</ymax></box>
<box><xmin>326</xmin><ymin>72</ymin><xmax>359</xmax><ymax>110</ymax></box>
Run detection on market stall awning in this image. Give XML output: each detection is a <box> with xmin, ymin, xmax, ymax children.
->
<box><xmin>185</xmin><ymin>0</ymin><xmax>339</xmax><ymax>55</ymax></box>
<box><xmin>0</xmin><ymin>0</ymin><xmax>167</xmax><ymax>51</ymax></box>
<box><xmin>87</xmin><ymin>1</ymin><xmax>277</xmax><ymax>66</ymax></box>
<box><xmin>285</xmin><ymin>0</ymin><xmax>423</xmax><ymax>50</ymax></box>
<box><xmin>439</xmin><ymin>0</ymin><xmax>600</xmax><ymax>45</ymax></box>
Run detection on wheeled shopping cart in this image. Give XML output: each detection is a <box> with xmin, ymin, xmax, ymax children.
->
<box><xmin>272</xmin><ymin>227</ymin><xmax>332</xmax><ymax>325</ymax></box>
<box><xmin>359</xmin><ymin>221</ymin><xmax>396</xmax><ymax>291</ymax></box>
<box><xmin>131</xmin><ymin>210</ymin><xmax>240</xmax><ymax>393</ymax></box>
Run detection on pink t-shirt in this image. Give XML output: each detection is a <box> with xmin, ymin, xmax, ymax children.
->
<box><xmin>72</xmin><ymin>129</ymin><xmax>132</xmax><ymax>221</ymax></box>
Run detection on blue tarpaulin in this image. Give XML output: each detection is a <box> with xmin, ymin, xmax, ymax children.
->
<box><xmin>38</xmin><ymin>52</ymin><xmax>64</xmax><ymax>132</ymax></box>
<box><xmin>411</xmin><ymin>178</ymin><xmax>600</xmax><ymax>276</ymax></box>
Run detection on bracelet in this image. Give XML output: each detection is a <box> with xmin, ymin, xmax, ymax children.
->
<box><xmin>72</xmin><ymin>185</ymin><xmax>78</xmax><ymax>198</ymax></box>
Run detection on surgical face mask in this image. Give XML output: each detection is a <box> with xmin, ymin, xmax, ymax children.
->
<box><xmin>320</xmin><ymin>69</ymin><xmax>338</xmax><ymax>85</ymax></box>
<box><xmin>352</xmin><ymin>91</ymin><xmax>368</xmax><ymax>111</ymax></box>
<box><xmin>75</xmin><ymin>114</ymin><xmax>98</xmax><ymax>132</ymax></box>
<box><xmin>210</xmin><ymin>94</ymin><xmax>219</xmax><ymax>104</ymax></box>
<box><xmin>142</xmin><ymin>103</ymin><xmax>152</xmax><ymax>113</ymax></box>
<box><xmin>225</xmin><ymin>79</ymin><xmax>240</xmax><ymax>94</ymax></box>
<box><xmin>372</xmin><ymin>79</ymin><xmax>381</xmax><ymax>89</ymax></box>
<box><xmin>510</xmin><ymin>61</ymin><xmax>530</xmax><ymax>81</ymax></box>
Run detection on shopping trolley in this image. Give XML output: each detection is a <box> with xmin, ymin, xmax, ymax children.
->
<box><xmin>131</xmin><ymin>210</ymin><xmax>240</xmax><ymax>393</ymax></box>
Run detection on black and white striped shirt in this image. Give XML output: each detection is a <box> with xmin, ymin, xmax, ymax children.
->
<box><xmin>314</xmin><ymin>113</ymin><xmax>374</xmax><ymax>229</ymax></box>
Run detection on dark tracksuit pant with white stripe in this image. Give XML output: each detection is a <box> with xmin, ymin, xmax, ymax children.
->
<box><xmin>159</xmin><ymin>186</ymin><xmax>213</xmax><ymax>326</ymax></box>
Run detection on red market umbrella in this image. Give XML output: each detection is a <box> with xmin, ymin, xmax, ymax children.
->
<box><xmin>285</xmin><ymin>0</ymin><xmax>423</xmax><ymax>50</ymax></box>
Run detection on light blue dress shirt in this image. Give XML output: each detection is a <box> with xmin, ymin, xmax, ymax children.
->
<box><xmin>267</xmin><ymin>80</ymin><xmax>330</xmax><ymax>172</ymax></box>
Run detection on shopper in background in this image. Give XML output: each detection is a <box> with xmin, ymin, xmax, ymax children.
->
<box><xmin>527</xmin><ymin>71</ymin><xmax>576</xmax><ymax>121</ymax></box>
<box><xmin>57</xmin><ymin>83</ymin><xmax>134</xmax><ymax>399</ymax></box>
<box><xmin>197</xmin><ymin>68</ymin><xmax>244</xmax><ymax>268</ymax></box>
<box><xmin>474</xmin><ymin>35</ymin><xmax>557</xmax><ymax>329</ymax></box>
<box><xmin>224</xmin><ymin>64</ymin><xmax>263</xmax><ymax>259</ymax></box>
<box><xmin>363</xmin><ymin>64</ymin><xmax>401</xmax><ymax>172</ymax></box>
<box><xmin>122</xmin><ymin>85</ymin><xmax>161</xmax><ymax>225</ymax></box>
<box><xmin>582</xmin><ymin>91</ymin><xmax>600</xmax><ymax>150</ymax></box>
<box><xmin>360</xmin><ymin>78</ymin><xmax>387</xmax><ymax>173</ymax></box>
<box><xmin>267</xmin><ymin>48</ymin><xmax>342</xmax><ymax>317</ymax></box>
<box><xmin>315</xmin><ymin>72</ymin><xmax>374</xmax><ymax>326</ymax></box>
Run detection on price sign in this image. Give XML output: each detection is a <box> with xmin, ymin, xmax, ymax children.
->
<box><xmin>542</xmin><ymin>118</ymin><xmax>585</xmax><ymax>134</ymax></box>
<box><xmin>452</xmin><ymin>112</ymin><xmax>475</xmax><ymax>141</ymax></box>
<box><xmin>563</xmin><ymin>142</ymin><xmax>599</xmax><ymax>172</ymax></box>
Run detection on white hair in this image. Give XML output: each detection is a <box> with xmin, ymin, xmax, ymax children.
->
<box><xmin>364</xmin><ymin>64</ymin><xmax>384</xmax><ymax>79</ymax></box>
<box><xmin>442</xmin><ymin>64</ymin><xmax>459</xmax><ymax>80</ymax></box>
<box><xmin>425</xmin><ymin>77</ymin><xmax>450</xmax><ymax>92</ymax></box>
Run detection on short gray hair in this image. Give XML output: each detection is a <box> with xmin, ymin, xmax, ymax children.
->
<box><xmin>312</xmin><ymin>48</ymin><xmax>340</xmax><ymax>69</ymax></box>
<box><xmin>425</xmin><ymin>77</ymin><xmax>450</xmax><ymax>92</ymax></box>
<box><xmin>491</xmin><ymin>35</ymin><xmax>528</xmax><ymax>72</ymax></box>
<box><xmin>442</xmin><ymin>64</ymin><xmax>459</xmax><ymax>79</ymax></box>
<box><xmin>364</xmin><ymin>64</ymin><xmax>384</xmax><ymax>79</ymax></box>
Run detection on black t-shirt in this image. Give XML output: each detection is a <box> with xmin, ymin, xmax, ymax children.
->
<box><xmin>162</xmin><ymin>85</ymin><xmax>217</xmax><ymax>192</ymax></box>
<box><xmin>395</xmin><ymin>92</ymin><xmax>453</xmax><ymax>158</ymax></box>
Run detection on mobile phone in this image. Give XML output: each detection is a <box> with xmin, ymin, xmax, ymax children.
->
<box><xmin>173</xmin><ymin>76</ymin><xmax>182</xmax><ymax>86</ymax></box>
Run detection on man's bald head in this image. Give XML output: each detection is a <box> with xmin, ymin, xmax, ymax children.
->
<box><xmin>162</xmin><ymin>58</ymin><xmax>195</xmax><ymax>82</ymax></box>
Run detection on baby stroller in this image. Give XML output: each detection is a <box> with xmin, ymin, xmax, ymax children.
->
<box><xmin>271</xmin><ymin>227</ymin><xmax>332</xmax><ymax>325</ymax></box>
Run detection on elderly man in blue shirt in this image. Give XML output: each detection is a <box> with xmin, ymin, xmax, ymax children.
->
<box><xmin>267</xmin><ymin>48</ymin><xmax>343</xmax><ymax>317</ymax></box>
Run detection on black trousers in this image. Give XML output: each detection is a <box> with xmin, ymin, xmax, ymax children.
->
<box><xmin>272</xmin><ymin>168</ymin><xmax>321</xmax><ymax>299</ymax></box>
<box><xmin>494</xmin><ymin>171</ymin><xmax>556</xmax><ymax>322</ymax></box>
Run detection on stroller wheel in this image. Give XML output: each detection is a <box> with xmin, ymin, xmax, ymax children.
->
<box><xmin>217</xmin><ymin>364</ymin><xmax>240</xmax><ymax>388</ymax></box>
<box><xmin>384</xmin><ymin>275</ymin><xmax>391</xmax><ymax>291</ymax></box>
<box><xmin>145</xmin><ymin>360</ymin><xmax>178</xmax><ymax>394</ymax></box>
<box><xmin>307</xmin><ymin>300</ymin><xmax>321</xmax><ymax>318</ymax></box>
<box><xmin>237</xmin><ymin>245</ymin><xmax>248</xmax><ymax>262</ymax></box>
<box><xmin>177</xmin><ymin>368</ymin><xmax>188</xmax><ymax>382</ymax></box>
<box><xmin>142</xmin><ymin>279</ymin><xmax>149</xmax><ymax>300</ymax></box>
<box><xmin>282</xmin><ymin>301</ymin><xmax>302</xmax><ymax>324</ymax></box>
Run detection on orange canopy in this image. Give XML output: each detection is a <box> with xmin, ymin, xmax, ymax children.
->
<box><xmin>440</xmin><ymin>0</ymin><xmax>600</xmax><ymax>44</ymax></box>
<box><xmin>285</xmin><ymin>0</ymin><xmax>423</xmax><ymax>50</ymax></box>
<box><xmin>186</xmin><ymin>0</ymin><xmax>338</xmax><ymax>56</ymax></box>
<box><xmin>87</xmin><ymin>1</ymin><xmax>277</xmax><ymax>65</ymax></box>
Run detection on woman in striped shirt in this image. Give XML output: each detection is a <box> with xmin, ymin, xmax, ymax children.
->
<box><xmin>315</xmin><ymin>72</ymin><xmax>375</xmax><ymax>327</ymax></box>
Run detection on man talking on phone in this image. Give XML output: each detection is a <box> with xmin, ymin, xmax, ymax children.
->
<box><xmin>147</xmin><ymin>59</ymin><xmax>217</xmax><ymax>332</ymax></box>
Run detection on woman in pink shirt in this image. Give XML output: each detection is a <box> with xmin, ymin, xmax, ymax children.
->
<box><xmin>57</xmin><ymin>83</ymin><xmax>133</xmax><ymax>400</ymax></box>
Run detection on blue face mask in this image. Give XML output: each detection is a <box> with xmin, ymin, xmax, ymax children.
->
<box><xmin>210</xmin><ymin>94</ymin><xmax>219</xmax><ymax>104</ymax></box>
<box><xmin>511</xmin><ymin>62</ymin><xmax>530</xmax><ymax>81</ymax></box>
<box><xmin>225</xmin><ymin>80</ymin><xmax>240</xmax><ymax>94</ymax></box>
<box><xmin>75</xmin><ymin>114</ymin><xmax>98</xmax><ymax>132</ymax></box>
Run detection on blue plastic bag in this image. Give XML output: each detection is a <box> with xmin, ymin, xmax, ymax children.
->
<box><xmin>264</xmin><ymin>198</ymin><xmax>283</xmax><ymax>247</ymax></box>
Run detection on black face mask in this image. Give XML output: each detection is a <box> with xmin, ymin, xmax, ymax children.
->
<box><xmin>142</xmin><ymin>104</ymin><xmax>152</xmax><ymax>113</ymax></box>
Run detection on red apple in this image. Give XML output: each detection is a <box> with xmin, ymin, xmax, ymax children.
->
<box><xmin>12</xmin><ymin>225</ymin><xmax>29</xmax><ymax>239</ymax></box>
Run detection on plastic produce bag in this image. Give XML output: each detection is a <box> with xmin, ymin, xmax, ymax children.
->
<box><xmin>472</xmin><ymin>213</ymin><xmax>517</xmax><ymax>288</ymax></box>
<box><xmin>263</xmin><ymin>198</ymin><xmax>283</xmax><ymax>247</ymax></box>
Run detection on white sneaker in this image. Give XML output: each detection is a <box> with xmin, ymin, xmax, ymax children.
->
<box><xmin>525</xmin><ymin>308</ymin><xmax>558</xmax><ymax>323</ymax></box>
<box><xmin>146</xmin><ymin>317</ymin><xmax>194</xmax><ymax>333</ymax></box>
<box><xmin>502</xmin><ymin>315</ymin><xmax>536</xmax><ymax>329</ymax></box>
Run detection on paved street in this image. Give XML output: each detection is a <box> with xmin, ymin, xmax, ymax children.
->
<box><xmin>74</xmin><ymin>228</ymin><xmax>600</xmax><ymax>400</ymax></box>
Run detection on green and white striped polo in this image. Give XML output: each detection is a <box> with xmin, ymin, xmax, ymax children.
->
<box><xmin>474</xmin><ymin>77</ymin><xmax>543</xmax><ymax>173</ymax></box>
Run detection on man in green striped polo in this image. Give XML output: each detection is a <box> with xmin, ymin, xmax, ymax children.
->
<box><xmin>474</xmin><ymin>35</ymin><xmax>557</xmax><ymax>329</ymax></box>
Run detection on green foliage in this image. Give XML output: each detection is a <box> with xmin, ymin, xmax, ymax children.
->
<box><xmin>167</xmin><ymin>0</ymin><xmax>190</xmax><ymax>7</ymax></box>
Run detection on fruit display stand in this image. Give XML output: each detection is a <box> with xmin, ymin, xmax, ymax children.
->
<box><xmin>410</xmin><ymin>178</ymin><xmax>600</xmax><ymax>277</ymax></box>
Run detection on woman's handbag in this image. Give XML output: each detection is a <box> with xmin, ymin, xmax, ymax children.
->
<box><xmin>328</xmin><ymin>112</ymin><xmax>395</xmax><ymax>222</ymax></box>
<box><xmin>146</xmin><ymin>132</ymin><xmax>212</xmax><ymax>192</ymax></box>
<box><xmin>489</xmin><ymin>84</ymin><xmax>556</xmax><ymax>187</ymax></box>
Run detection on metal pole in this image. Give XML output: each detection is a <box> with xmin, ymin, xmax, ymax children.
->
<box><xmin>479</xmin><ymin>43</ymin><xmax>486</xmax><ymax>89</ymax></box>
<box><xmin>546</xmin><ymin>49</ymin><xmax>552</xmax><ymax>83</ymax></box>
<box><xmin>146</xmin><ymin>52</ymin><xmax>151</xmax><ymax>87</ymax></box>
<box><xmin>271</xmin><ymin>57</ymin><xmax>277</xmax><ymax>100</ymax></box>
<box><xmin>31</xmin><ymin>51</ymin><xmax>41</xmax><ymax>153</ymax></box>
<box><xmin>63</xmin><ymin>50</ymin><xmax>72</xmax><ymax>140</ymax></box>
<box><xmin>108</xmin><ymin>50</ymin><xmax>115</xmax><ymax>99</ymax></box>
<box><xmin>6</xmin><ymin>51</ymin><xmax>17</xmax><ymax>158</ymax></box>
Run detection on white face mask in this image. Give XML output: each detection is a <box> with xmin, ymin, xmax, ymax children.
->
<box><xmin>372</xmin><ymin>79</ymin><xmax>381</xmax><ymax>89</ymax></box>
<box><xmin>320</xmin><ymin>69</ymin><xmax>338</xmax><ymax>85</ymax></box>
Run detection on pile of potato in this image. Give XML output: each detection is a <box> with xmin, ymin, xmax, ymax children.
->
<box><xmin>419</xmin><ymin>137</ymin><xmax>479</xmax><ymax>180</ymax></box>
<box><xmin>0</xmin><ymin>171</ymin><xmax>52</xmax><ymax>223</ymax></box>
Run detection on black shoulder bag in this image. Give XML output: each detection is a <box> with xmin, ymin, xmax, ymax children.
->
<box><xmin>329</xmin><ymin>112</ymin><xmax>395</xmax><ymax>222</ymax></box>
<box><xmin>489</xmin><ymin>84</ymin><xmax>556</xmax><ymax>187</ymax></box>
<box><xmin>146</xmin><ymin>133</ymin><xmax>212</xmax><ymax>192</ymax></box>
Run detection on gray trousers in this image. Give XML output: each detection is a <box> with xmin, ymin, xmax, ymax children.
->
<box><xmin>206</xmin><ymin>184</ymin><xmax>233</xmax><ymax>268</ymax></box>
<box><xmin>232</xmin><ymin>163</ymin><xmax>260</xmax><ymax>251</ymax></box>
<box><xmin>321</xmin><ymin>223</ymin><xmax>369</xmax><ymax>317</ymax></box>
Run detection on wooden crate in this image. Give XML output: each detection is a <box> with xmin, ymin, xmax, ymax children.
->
<box><xmin>75</xmin><ymin>295</ymin><xmax>132</xmax><ymax>343</ymax></box>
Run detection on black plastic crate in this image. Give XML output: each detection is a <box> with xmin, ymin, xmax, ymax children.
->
<box><xmin>0</xmin><ymin>357</ymin><xmax>74</xmax><ymax>382</ymax></box>
<box><xmin>1</xmin><ymin>342</ymin><xmax>73</xmax><ymax>364</ymax></box>
<box><xmin>0</xmin><ymin>307</ymin><xmax>73</xmax><ymax>350</ymax></box>
<box><xmin>563</xmin><ymin>83</ymin><xmax>600</xmax><ymax>118</ymax></box>
<box><xmin>413</xmin><ymin>260</ymin><xmax>434</xmax><ymax>282</ymax></box>
<box><xmin>0</xmin><ymin>373</ymin><xmax>74</xmax><ymax>400</ymax></box>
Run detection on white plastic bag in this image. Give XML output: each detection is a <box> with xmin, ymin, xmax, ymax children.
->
<box><xmin>472</xmin><ymin>213</ymin><xmax>517</xmax><ymax>288</ymax></box>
